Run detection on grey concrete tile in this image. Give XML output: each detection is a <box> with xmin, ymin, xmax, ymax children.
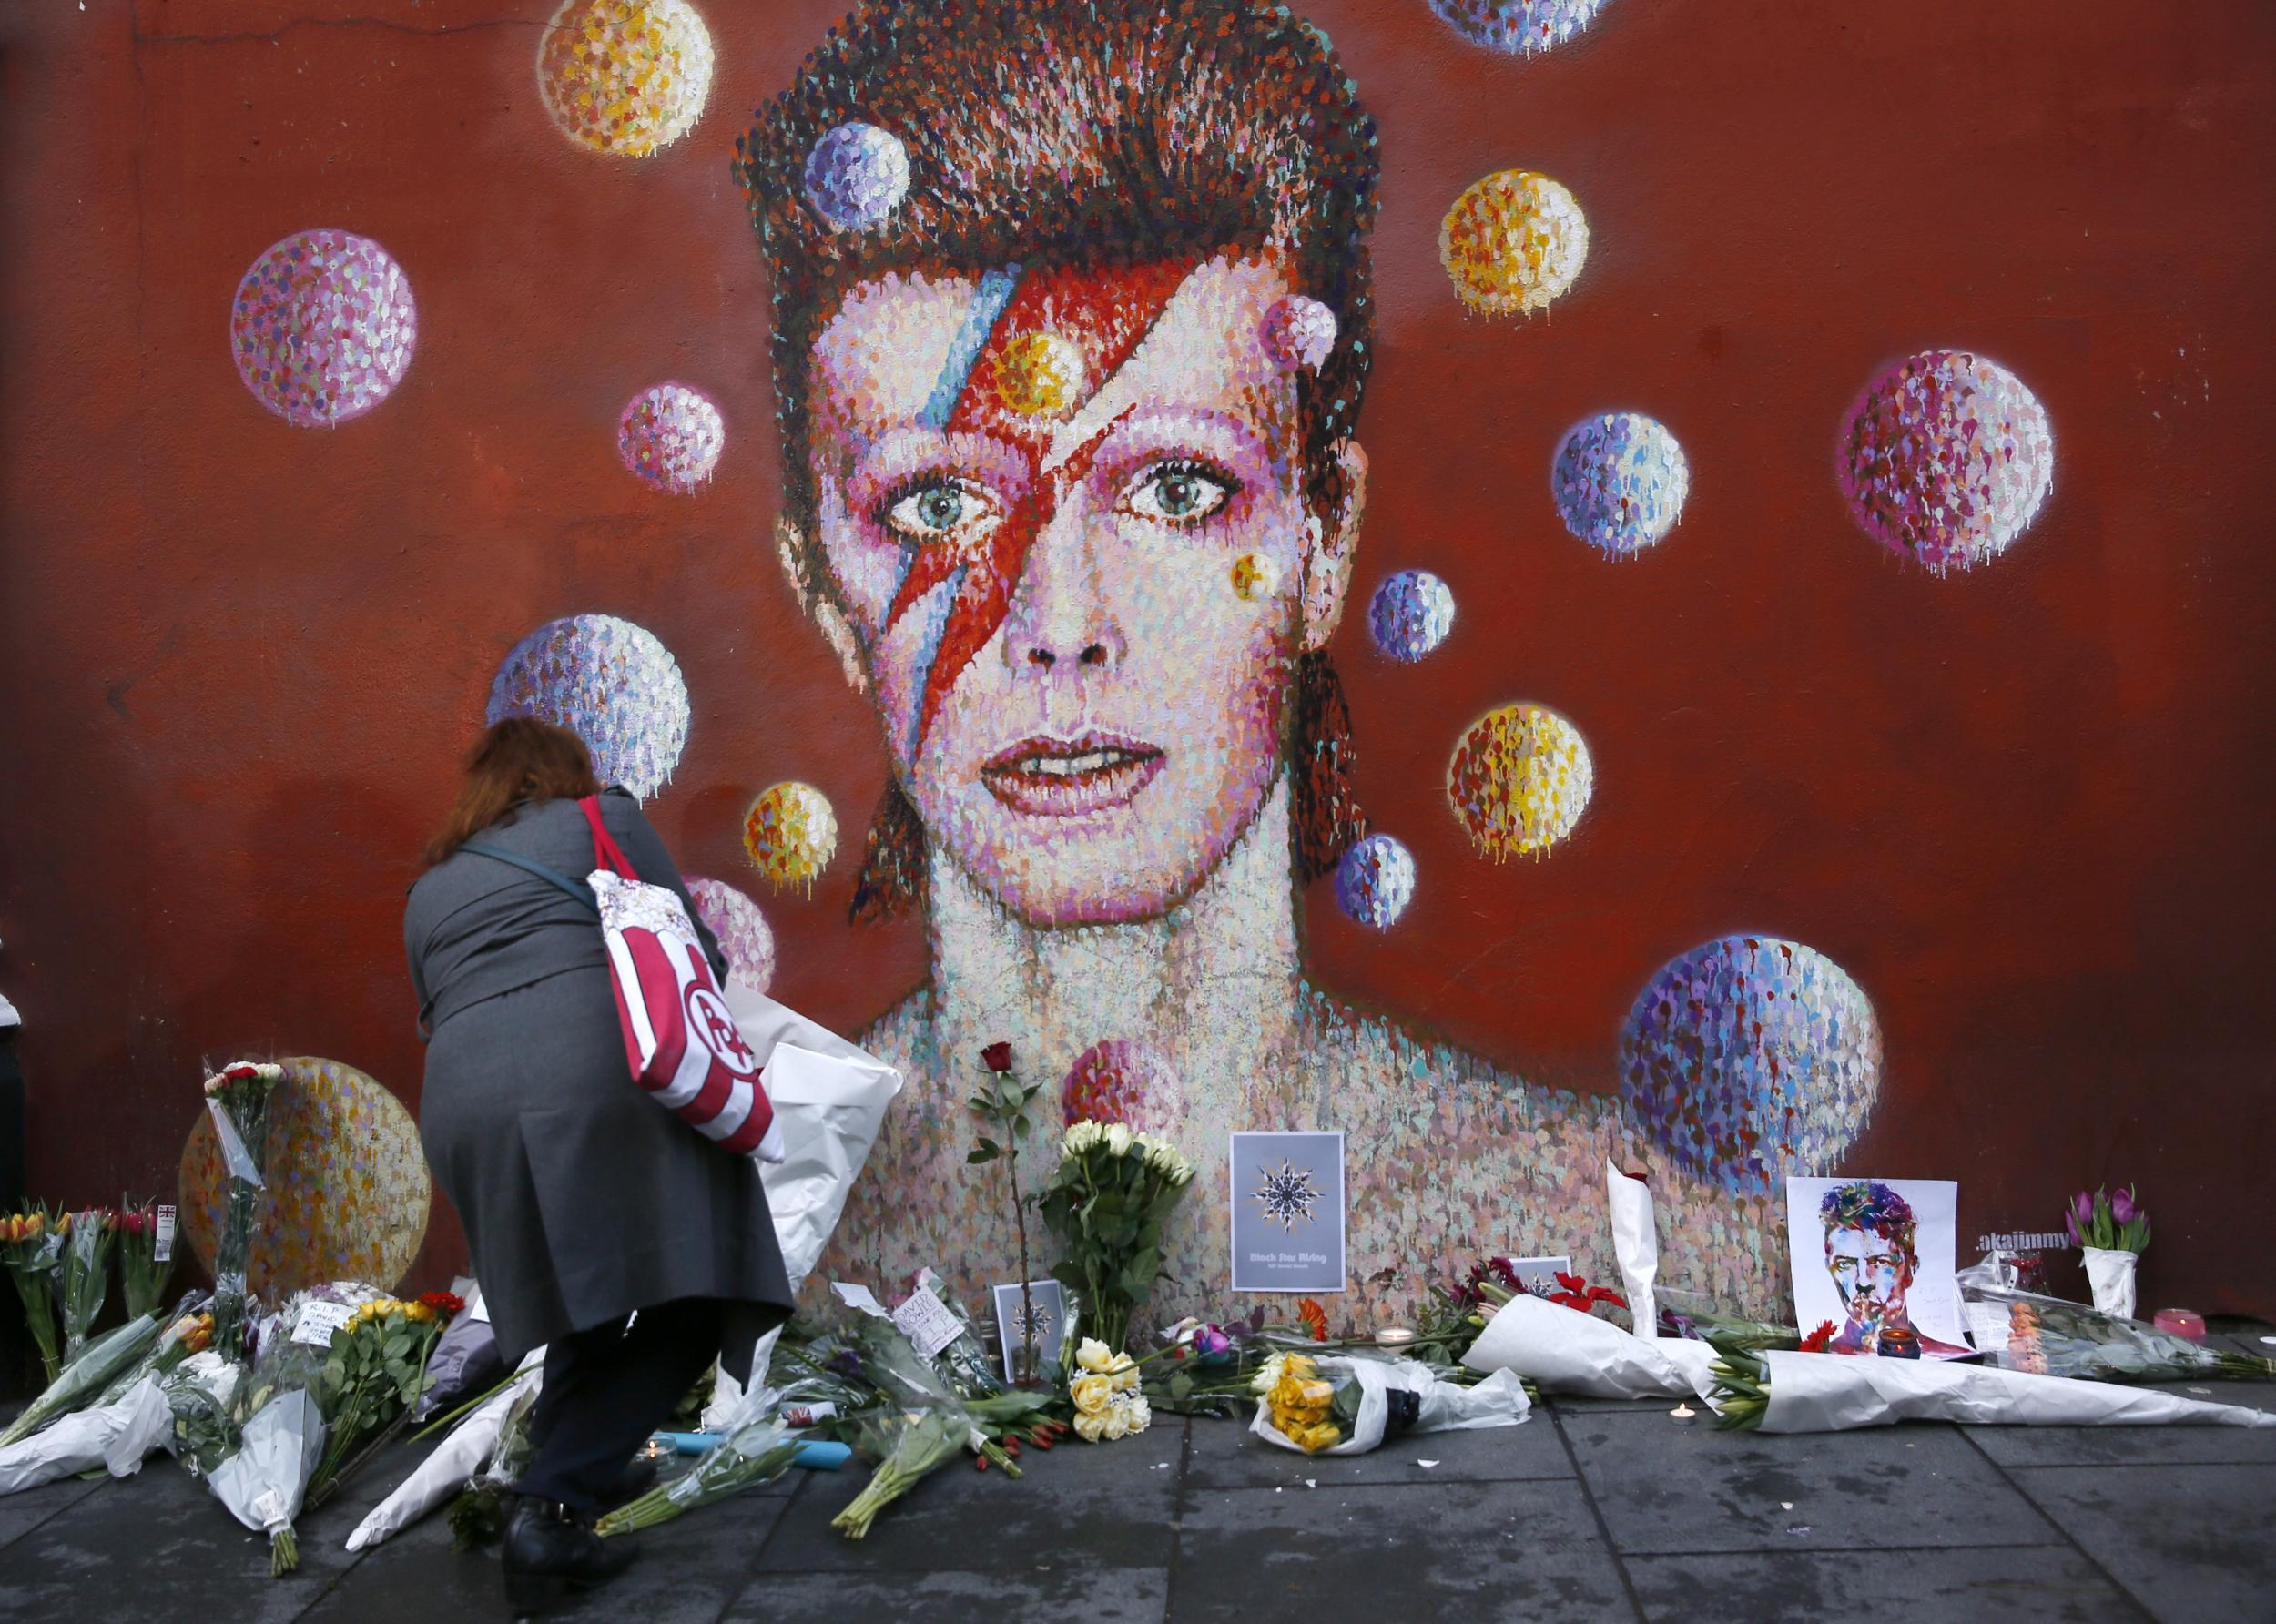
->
<box><xmin>755</xmin><ymin>1422</ymin><xmax>1182</xmax><ymax>1572</ymax></box>
<box><xmin>1626</xmin><ymin>1546</ymin><xmax>2140</xmax><ymax>1623</ymax></box>
<box><xmin>1564</xmin><ymin>1411</ymin><xmax>2058</xmax><ymax>1554</ymax></box>
<box><xmin>302</xmin><ymin>1481</ymin><xmax>791</xmax><ymax>1624</ymax></box>
<box><xmin>1548</xmin><ymin>1393</ymin><xmax>1688</xmax><ymax>1415</ymax></box>
<box><xmin>0</xmin><ymin>1468</ymin><xmax>107</xmax><ymax>1550</ymax></box>
<box><xmin>1174</xmin><ymin>1478</ymin><xmax>1633</xmax><ymax>1621</ymax></box>
<box><xmin>1182</xmin><ymin>1409</ymin><xmax>1569</xmax><ymax>1487</ymax></box>
<box><xmin>721</xmin><ymin>1565</ymin><xmax>1169</xmax><ymax>1621</ymax></box>
<box><xmin>2009</xmin><ymin>1464</ymin><xmax>2276</xmax><ymax>1624</ymax></box>
<box><xmin>1965</xmin><ymin>1379</ymin><xmax>2276</xmax><ymax>1467</ymax></box>
<box><xmin>0</xmin><ymin>1450</ymin><xmax>371</xmax><ymax>1624</ymax></box>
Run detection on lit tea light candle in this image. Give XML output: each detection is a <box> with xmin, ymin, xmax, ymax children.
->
<box><xmin>1669</xmin><ymin>1403</ymin><xmax>1698</xmax><ymax>1426</ymax></box>
<box><xmin>1375</xmin><ymin>1326</ymin><xmax>1417</xmax><ymax>1348</ymax></box>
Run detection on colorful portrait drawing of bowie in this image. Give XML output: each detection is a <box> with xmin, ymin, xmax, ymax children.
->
<box><xmin>732</xmin><ymin>0</ymin><xmax>1882</xmax><ymax>1326</ymax></box>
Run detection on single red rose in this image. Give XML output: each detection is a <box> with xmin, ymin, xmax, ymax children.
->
<box><xmin>981</xmin><ymin>1041</ymin><xmax>1013</xmax><ymax>1073</ymax></box>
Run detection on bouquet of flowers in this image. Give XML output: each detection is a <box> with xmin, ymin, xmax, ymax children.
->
<box><xmin>347</xmin><ymin>1360</ymin><xmax>541</xmax><ymax>1554</ymax></box>
<box><xmin>1707</xmin><ymin>1341</ymin><xmax>2276</xmax><ymax>1434</ymax></box>
<box><xmin>1251</xmin><ymin>1348</ymin><xmax>1529</xmax><ymax>1456</ymax></box>
<box><xmin>1067</xmin><ymin>1338</ymin><xmax>1151</xmax><ymax>1443</ymax></box>
<box><xmin>2067</xmin><ymin>1184</ymin><xmax>2151</xmax><ymax>1317</ymax></box>
<box><xmin>450</xmin><ymin>1375</ymin><xmax>543</xmax><ymax>1548</ymax></box>
<box><xmin>1033</xmin><ymin>1122</ymin><xmax>1197</xmax><ymax>1355</ymax></box>
<box><xmin>161</xmin><ymin>1350</ymin><xmax>244</xmax><ymax>1477</ymax></box>
<box><xmin>0</xmin><ymin>1311</ymin><xmax>162</xmax><ymax>1447</ymax></box>
<box><xmin>594</xmin><ymin>1416</ymin><xmax>803</xmax><ymax>1537</ymax></box>
<box><xmin>831</xmin><ymin>1407</ymin><xmax>969</xmax><ymax>1539</ymax></box>
<box><xmin>1</xmin><ymin>1206</ymin><xmax>66</xmax><ymax>1384</ymax></box>
<box><xmin>0</xmin><ymin>1368</ymin><xmax>174</xmax><ymax>1496</ymax></box>
<box><xmin>202</xmin><ymin>1061</ymin><xmax>285</xmax><ymax>1360</ymax></box>
<box><xmin>96</xmin><ymin>1296</ymin><xmax>215</xmax><ymax>1408</ymax></box>
<box><xmin>1967</xmin><ymin>1287</ymin><xmax>2275</xmax><ymax>1385</ymax></box>
<box><xmin>58</xmin><ymin>1208</ymin><xmax>117</xmax><ymax>1363</ymax></box>
<box><xmin>116</xmin><ymin>1203</ymin><xmax>176</xmax><ymax>1322</ymax></box>
<box><xmin>208</xmin><ymin>1387</ymin><xmax>326</xmax><ymax>1575</ymax></box>
<box><xmin>1461</xmin><ymin>1292</ymin><xmax>1720</xmax><ymax>1402</ymax></box>
<box><xmin>307</xmin><ymin>1294</ymin><xmax>459</xmax><ymax>1507</ymax></box>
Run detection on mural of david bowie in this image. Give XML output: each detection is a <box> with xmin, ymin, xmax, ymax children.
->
<box><xmin>1820</xmin><ymin>1182</ymin><xmax>1971</xmax><ymax>1358</ymax></box>
<box><xmin>734</xmin><ymin>0</ymin><xmax>1878</xmax><ymax>1327</ymax></box>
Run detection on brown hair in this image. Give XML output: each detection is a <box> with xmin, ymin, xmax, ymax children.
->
<box><xmin>737</xmin><ymin>0</ymin><xmax>1379</xmax><ymax>917</ymax></box>
<box><xmin>422</xmin><ymin>717</ymin><xmax>603</xmax><ymax>868</ymax></box>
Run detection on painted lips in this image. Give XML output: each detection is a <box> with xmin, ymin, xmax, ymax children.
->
<box><xmin>981</xmin><ymin>732</ymin><xmax>1164</xmax><ymax>817</ymax></box>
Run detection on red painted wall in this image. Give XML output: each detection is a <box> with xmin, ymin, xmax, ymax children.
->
<box><xmin>3</xmin><ymin>0</ymin><xmax>2271</xmax><ymax>1309</ymax></box>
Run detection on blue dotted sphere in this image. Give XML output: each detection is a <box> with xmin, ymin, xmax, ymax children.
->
<box><xmin>1431</xmin><ymin>0</ymin><xmax>1615</xmax><ymax>55</ymax></box>
<box><xmin>1335</xmin><ymin>834</ymin><xmax>1417</xmax><ymax>929</ymax></box>
<box><xmin>1367</xmin><ymin>570</ymin><xmax>1457</xmax><ymax>663</ymax></box>
<box><xmin>803</xmin><ymin>122</ymin><xmax>911</xmax><ymax>230</ymax></box>
<box><xmin>1619</xmin><ymin>937</ymin><xmax>1882</xmax><ymax>1196</ymax></box>
<box><xmin>1552</xmin><ymin>412</ymin><xmax>1690</xmax><ymax>558</ymax></box>
<box><xmin>487</xmin><ymin>614</ymin><xmax>690</xmax><ymax>801</ymax></box>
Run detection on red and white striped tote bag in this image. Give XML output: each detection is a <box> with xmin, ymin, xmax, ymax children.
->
<box><xmin>577</xmin><ymin>797</ymin><xmax>785</xmax><ymax>1162</ymax></box>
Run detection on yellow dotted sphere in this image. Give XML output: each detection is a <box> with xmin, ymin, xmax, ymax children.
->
<box><xmin>1448</xmin><ymin>703</ymin><xmax>1595</xmax><ymax>858</ymax></box>
<box><xmin>990</xmin><ymin>332</ymin><xmax>1088</xmax><ymax>417</ymax></box>
<box><xmin>178</xmin><ymin>1057</ymin><xmax>431</xmax><ymax>1296</ymax></box>
<box><xmin>537</xmin><ymin>0</ymin><xmax>716</xmax><ymax>157</ymax></box>
<box><xmin>744</xmin><ymin>781</ymin><xmax>838</xmax><ymax>890</ymax></box>
<box><xmin>1440</xmin><ymin>170</ymin><xmax>1590</xmax><ymax>316</ymax></box>
<box><xmin>1229</xmin><ymin>553</ymin><xmax>1280</xmax><ymax>602</ymax></box>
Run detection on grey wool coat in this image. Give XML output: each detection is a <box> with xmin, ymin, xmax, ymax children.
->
<box><xmin>405</xmin><ymin>789</ymin><xmax>791</xmax><ymax>1377</ymax></box>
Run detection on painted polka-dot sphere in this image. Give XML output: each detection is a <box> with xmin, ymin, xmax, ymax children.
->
<box><xmin>744</xmin><ymin>782</ymin><xmax>838</xmax><ymax>890</ymax></box>
<box><xmin>1368</xmin><ymin>570</ymin><xmax>1457</xmax><ymax>662</ymax></box>
<box><xmin>1431</xmin><ymin>0</ymin><xmax>1614</xmax><ymax>54</ymax></box>
<box><xmin>1619</xmin><ymin>937</ymin><xmax>1882</xmax><ymax>1195</ymax></box>
<box><xmin>1230</xmin><ymin>553</ymin><xmax>1280</xmax><ymax>603</ymax></box>
<box><xmin>230</xmin><ymin>230</ymin><xmax>416</xmax><ymax>428</ymax></box>
<box><xmin>1061</xmin><ymin>1040</ymin><xmax>1186</xmax><ymax>1133</ymax></box>
<box><xmin>1448</xmin><ymin>703</ymin><xmax>1593</xmax><ymax>858</ymax></box>
<box><xmin>1840</xmin><ymin>350</ymin><xmax>2055</xmax><ymax>573</ymax></box>
<box><xmin>488</xmin><ymin>614</ymin><xmax>690</xmax><ymax>800</ymax></box>
<box><xmin>1262</xmin><ymin>295</ymin><xmax>1338</xmax><ymax>371</ymax></box>
<box><xmin>618</xmin><ymin>383</ymin><xmax>725</xmax><ymax>494</ymax></box>
<box><xmin>537</xmin><ymin>0</ymin><xmax>715</xmax><ymax>157</ymax></box>
<box><xmin>1440</xmin><ymin>170</ymin><xmax>1589</xmax><ymax>316</ymax></box>
<box><xmin>1553</xmin><ymin>413</ymin><xmax>1691</xmax><ymax>557</ymax></box>
<box><xmin>991</xmin><ymin>331</ymin><xmax>1087</xmax><ymax>417</ymax></box>
<box><xmin>179</xmin><ymin>1057</ymin><xmax>430</xmax><ymax>1294</ymax></box>
<box><xmin>1336</xmin><ymin>833</ymin><xmax>1417</xmax><ymax>929</ymax></box>
<box><xmin>686</xmin><ymin>876</ymin><xmax>775</xmax><ymax>991</ymax></box>
<box><xmin>802</xmin><ymin>121</ymin><xmax>911</xmax><ymax>230</ymax></box>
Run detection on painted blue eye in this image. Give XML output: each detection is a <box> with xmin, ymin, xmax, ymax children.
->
<box><xmin>886</xmin><ymin>480</ymin><xmax>985</xmax><ymax>542</ymax></box>
<box><xmin>1127</xmin><ymin>460</ymin><xmax>1234</xmax><ymax>523</ymax></box>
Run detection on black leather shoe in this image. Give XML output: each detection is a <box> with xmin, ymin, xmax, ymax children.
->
<box><xmin>501</xmin><ymin>1497</ymin><xmax>640</xmax><ymax>1615</ymax></box>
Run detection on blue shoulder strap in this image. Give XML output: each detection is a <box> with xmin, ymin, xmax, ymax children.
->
<box><xmin>458</xmin><ymin>842</ymin><xmax>598</xmax><ymax>914</ymax></box>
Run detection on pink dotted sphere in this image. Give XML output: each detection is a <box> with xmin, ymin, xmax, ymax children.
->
<box><xmin>686</xmin><ymin>876</ymin><xmax>775</xmax><ymax>992</ymax></box>
<box><xmin>1061</xmin><ymin>1040</ymin><xmax>1185</xmax><ymax>1133</ymax></box>
<box><xmin>618</xmin><ymin>383</ymin><xmax>726</xmax><ymax>493</ymax></box>
<box><xmin>230</xmin><ymin>229</ymin><xmax>417</xmax><ymax>428</ymax></box>
<box><xmin>1840</xmin><ymin>350</ymin><xmax>2054</xmax><ymax>574</ymax></box>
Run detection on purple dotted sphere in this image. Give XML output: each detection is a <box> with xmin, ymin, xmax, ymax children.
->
<box><xmin>1619</xmin><ymin>936</ymin><xmax>1881</xmax><ymax>1196</ymax></box>
<box><xmin>1368</xmin><ymin>570</ymin><xmax>1456</xmax><ymax>663</ymax></box>
<box><xmin>1262</xmin><ymin>296</ymin><xmax>1337</xmax><ymax>370</ymax></box>
<box><xmin>487</xmin><ymin>614</ymin><xmax>690</xmax><ymax>801</ymax></box>
<box><xmin>803</xmin><ymin>122</ymin><xmax>910</xmax><ymax>230</ymax></box>
<box><xmin>686</xmin><ymin>876</ymin><xmax>776</xmax><ymax>991</ymax></box>
<box><xmin>1335</xmin><ymin>833</ymin><xmax>1417</xmax><ymax>929</ymax></box>
<box><xmin>1431</xmin><ymin>0</ymin><xmax>1614</xmax><ymax>54</ymax></box>
<box><xmin>618</xmin><ymin>383</ymin><xmax>725</xmax><ymax>494</ymax></box>
<box><xmin>230</xmin><ymin>230</ymin><xmax>416</xmax><ymax>427</ymax></box>
<box><xmin>1552</xmin><ymin>412</ymin><xmax>1690</xmax><ymax>558</ymax></box>
<box><xmin>1840</xmin><ymin>350</ymin><xmax>2055</xmax><ymax>574</ymax></box>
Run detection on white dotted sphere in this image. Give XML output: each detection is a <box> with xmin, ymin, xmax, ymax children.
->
<box><xmin>1840</xmin><ymin>350</ymin><xmax>2055</xmax><ymax>573</ymax></box>
<box><xmin>1335</xmin><ymin>833</ymin><xmax>1417</xmax><ymax>929</ymax></box>
<box><xmin>803</xmin><ymin>122</ymin><xmax>910</xmax><ymax>230</ymax></box>
<box><xmin>1431</xmin><ymin>0</ymin><xmax>1614</xmax><ymax>55</ymax></box>
<box><xmin>487</xmin><ymin>614</ymin><xmax>690</xmax><ymax>801</ymax></box>
<box><xmin>1368</xmin><ymin>571</ymin><xmax>1457</xmax><ymax>662</ymax></box>
<box><xmin>1552</xmin><ymin>413</ymin><xmax>1691</xmax><ymax>557</ymax></box>
<box><xmin>230</xmin><ymin>229</ymin><xmax>416</xmax><ymax>427</ymax></box>
<box><xmin>618</xmin><ymin>383</ymin><xmax>725</xmax><ymax>494</ymax></box>
<box><xmin>686</xmin><ymin>876</ymin><xmax>776</xmax><ymax>991</ymax></box>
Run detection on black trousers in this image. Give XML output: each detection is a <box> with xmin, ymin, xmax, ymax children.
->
<box><xmin>518</xmin><ymin>1295</ymin><xmax>725</xmax><ymax>1511</ymax></box>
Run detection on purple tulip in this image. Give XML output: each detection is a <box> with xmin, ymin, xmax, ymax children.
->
<box><xmin>2111</xmin><ymin>1186</ymin><xmax>2139</xmax><ymax>1226</ymax></box>
<box><xmin>2071</xmin><ymin>1191</ymin><xmax>2095</xmax><ymax>1226</ymax></box>
<box><xmin>2066</xmin><ymin>1208</ymin><xmax>2082</xmax><ymax>1245</ymax></box>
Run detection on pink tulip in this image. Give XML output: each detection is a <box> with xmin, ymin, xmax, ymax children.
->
<box><xmin>2111</xmin><ymin>1186</ymin><xmax>2139</xmax><ymax>1226</ymax></box>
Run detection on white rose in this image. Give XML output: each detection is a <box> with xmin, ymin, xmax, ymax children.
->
<box><xmin>1252</xmin><ymin>1352</ymin><xmax>1288</xmax><ymax>1395</ymax></box>
<box><xmin>1109</xmin><ymin>1355</ymin><xmax>1140</xmax><ymax>1393</ymax></box>
<box><xmin>1064</xmin><ymin>1121</ymin><xmax>1102</xmax><ymax>1155</ymax></box>
<box><xmin>1123</xmin><ymin>1394</ymin><xmax>1152</xmax><ymax>1434</ymax></box>
<box><xmin>1075</xmin><ymin>1337</ymin><xmax>1114</xmax><ymax>1375</ymax></box>
<box><xmin>1164</xmin><ymin>1316</ymin><xmax>1203</xmax><ymax>1346</ymax></box>
<box><xmin>1104</xmin><ymin>1123</ymin><xmax>1135</xmax><ymax>1157</ymax></box>
<box><xmin>1073</xmin><ymin>1408</ymin><xmax>1108</xmax><ymax>1443</ymax></box>
<box><xmin>1101</xmin><ymin>1404</ymin><xmax>1131</xmax><ymax>1441</ymax></box>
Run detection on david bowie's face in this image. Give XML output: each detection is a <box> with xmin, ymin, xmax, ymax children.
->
<box><xmin>1826</xmin><ymin>1225</ymin><xmax>1910</xmax><ymax>1321</ymax></box>
<box><xmin>804</xmin><ymin>254</ymin><xmax>1321</xmax><ymax>927</ymax></box>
